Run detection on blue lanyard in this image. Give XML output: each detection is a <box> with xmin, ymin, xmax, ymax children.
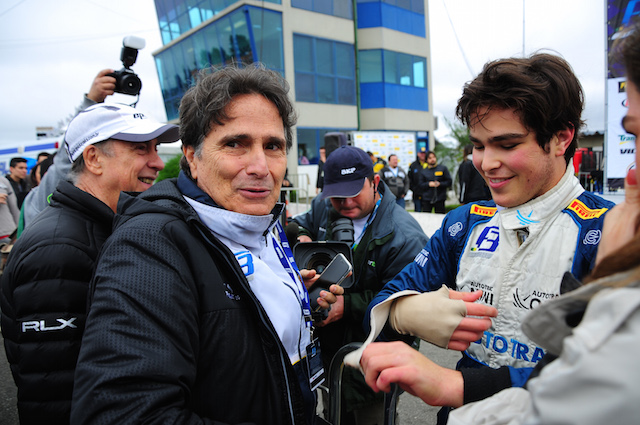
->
<box><xmin>274</xmin><ymin>221</ymin><xmax>313</xmax><ymax>328</ymax></box>
<box><xmin>352</xmin><ymin>196</ymin><xmax>382</xmax><ymax>251</ymax></box>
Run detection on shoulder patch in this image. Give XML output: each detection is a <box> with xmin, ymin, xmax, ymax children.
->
<box><xmin>470</xmin><ymin>204</ymin><xmax>497</xmax><ymax>217</ymax></box>
<box><xmin>567</xmin><ymin>199</ymin><xmax>608</xmax><ymax>219</ymax></box>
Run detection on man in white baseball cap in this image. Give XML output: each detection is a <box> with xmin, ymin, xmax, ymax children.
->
<box><xmin>0</xmin><ymin>102</ymin><xmax>179</xmax><ymax>424</ymax></box>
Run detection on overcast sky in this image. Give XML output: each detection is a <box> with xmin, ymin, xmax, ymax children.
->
<box><xmin>0</xmin><ymin>0</ymin><xmax>607</xmax><ymax>149</ymax></box>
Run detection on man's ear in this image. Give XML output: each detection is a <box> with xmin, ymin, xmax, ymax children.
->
<box><xmin>553</xmin><ymin>127</ymin><xmax>575</xmax><ymax>158</ymax></box>
<box><xmin>183</xmin><ymin>145</ymin><xmax>198</xmax><ymax>180</ymax></box>
<box><xmin>82</xmin><ymin>145</ymin><xmax>104</xmax><ymax>175</ymax></box>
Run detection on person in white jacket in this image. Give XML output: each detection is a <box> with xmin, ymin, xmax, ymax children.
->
<box><xmin>358</xmin><ymin>22</ymin><xmax>640</xmax><ymax>425</ymax></box>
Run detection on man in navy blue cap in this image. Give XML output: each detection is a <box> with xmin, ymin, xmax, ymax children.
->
<box><xmin>293</xmin><ymin>145</ymin><xmax>429</xmax><ymax>424</ymax></box>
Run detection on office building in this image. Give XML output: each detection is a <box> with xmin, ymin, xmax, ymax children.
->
<box><xmin>152</xmin><ymin>0</ymin><xmax>434</xmax><ymax>186</ymax></box>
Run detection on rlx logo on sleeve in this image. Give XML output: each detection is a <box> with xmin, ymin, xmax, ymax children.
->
<box><xmin>21</xmin><ymin>318</ymin><xmax>77</xmax><ymax>332</ymax></box>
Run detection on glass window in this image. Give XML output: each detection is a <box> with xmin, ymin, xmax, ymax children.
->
<box><xmin>359</xmin><ymin>50</ymin><xmax>382</xmax><ymax>83</ymax></box>
<box><xmin>292</xmin><ymin>0</ymin><xmax>352</xmax><ymax>19</ymax></box>
<box><xmin>155</xmin><ymin>5</ymin><xmax>284</xmax><ymax>119</ymax></box>
<box><xmin>294</xmin><ymin>36</ymin><xmax>314</xmax><ymax>72</ymax></box>
<box><xmin>230</xmin><ymin>11</ymin><xmax>253</xmax><ymax>65</ymax></box>
<box><xmin>295</xmin><ymin>73</ymin><xmax>315</xmax><ymax>102</ymax></box>
<box><xmin>413</xmin><ymin>57</ymin><xmax>426</xmax><ymax>88</ymax></box>
<box><xmin>291</xmin><ymin>0</ymin><xmax>313</xmax><ymax>9</ymax></box>
<box><xmin>397</xmin><ymin>52</ymin><xmax>413</xmax><ymax>86</ymax></box>
<box><xmin>316</xmin><ymin>39</ymin><xmax>333</xmax><ymax>75</ymax></box>
<box><xmin>337</xmin><ymin>78</ymin><xmax>356</xmax><ymax>104</ymax></box>
<box><xmin>249</xmin><ymin>8</ymin><xmax>284</xmax><ymax>72</ymax></box>
<box><xmin>377</xmin><ymin>50</ymin><xmax>427</xmax><ymax>87</ymax></box>
<box><xmin>335</xmin><ymin>43</ymin><xmax>354</xmax><ymax>78</ymax></box>
<box><xmin>188</xmin><ymin>5</ymin><xmax>203</xmax><ymax>27</ymax></box>
<box><xmin>333</xmin><ymin>1</ymin><xmax>353</xmax><ymax>19</ymax></box>
<box><xmin>203</xmin><ymin>23</ymin><xmax>224</xmax><ymax>66</ymax></box>
<box><xmin>157</xmin><ymin>0</ymin><xmax>282</xmax><ymax>43</ymax></box>
<box><xmin>293</xmin><ymin>34</ymin><xmax>356</xmax><ymax>105</ymax></box>
<box><xmin>314</xmin><ymin>0</ymin><xmax>333</xmax><ymax>15</ymax></box>
<box><xmin>317</xmin><ymin>75</ymin><xmax>335</xmax><ymax>103</ymax></box>
<box><xmin>384</xmin><ymin>50</ymin><xmax>397</xmax><ymax>84</ymax></box>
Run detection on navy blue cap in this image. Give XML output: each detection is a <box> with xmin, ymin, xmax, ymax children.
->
<box><xmin>320</xmin><ymin>146</ymin><xmax>373</xmax><ymax>199</ymax></box>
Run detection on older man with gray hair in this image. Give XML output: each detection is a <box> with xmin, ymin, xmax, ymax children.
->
<box><xmin>1</xmin><ymin>103</ymin><xmax>178</xmax><ymax>424</ymax></box>
<box><xmin>71</xmin><ymin>64</ymin><xmax>342</xmax><ymax>425</ymax></box>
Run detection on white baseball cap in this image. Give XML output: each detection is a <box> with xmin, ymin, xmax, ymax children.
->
<box><xmin>64</xmin><ymin>103</ymin><xmax>179</xmax><ymax>162</ymax></box>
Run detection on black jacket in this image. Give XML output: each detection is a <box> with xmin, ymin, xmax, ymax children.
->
<box><xmin>457</xmin><ymin>159</ymin><xmax>491</xmax><ymax>204</ymax></box>
<box><xmin>408</xmin><ymin>159</ymin><xmax>425</xmax><ymax>200</ymax></box>
<box><xmin>1</xmin><ymin>180</ymin><xmax>114</xmax><ymax>424</ymax></box>
<box><xmin>418</xmin><ymin>163</ymin><xmax>452</xmax><ymax>204</ymax></box>
<box><xmin>71</xmin><ymin>175</ymin><xmax>309</xmax><ymax>425</ymax></box>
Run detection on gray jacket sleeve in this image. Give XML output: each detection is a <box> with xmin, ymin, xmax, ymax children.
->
<box><xmin>22</xmin><ymin>96</ymin><xmax>97</xmax><ymax>227</ymax></box>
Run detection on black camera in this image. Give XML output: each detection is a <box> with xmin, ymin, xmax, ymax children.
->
<box><xmin>108</xmin><ymin>36</ymin><xmax>145</xmax><ymax>96</ymax></box>
<box><xmin>293</xmin><ymin>217</ymin><xmax>356</xmax><ymax>322</ymax></box>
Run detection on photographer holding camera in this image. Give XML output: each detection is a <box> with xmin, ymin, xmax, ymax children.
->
<box><xmin>21</xmin><ymin>37</ymin><xmax>144</xmax><ymax>232</ymax></box>
<box><xmin>292</xmin><ymin>145</ymin><xmax>429</xmax><ymax>424</ymax></box>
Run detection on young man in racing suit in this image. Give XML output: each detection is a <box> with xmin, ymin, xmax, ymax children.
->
<box><xmin>364</xmin><ymin>53</ymin><xmax>615</xmax><ymax>423</ymax></box>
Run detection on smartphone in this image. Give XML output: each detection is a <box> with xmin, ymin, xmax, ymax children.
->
<box><xmin>313</xmin><ymin>253</ymin><xmax>352</xmax><ymax>290</ymax></box>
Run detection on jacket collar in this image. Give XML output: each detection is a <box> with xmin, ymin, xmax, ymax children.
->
<box><xmin>498</xmin><ymin>165</ymin><xmax>584</xmax><ymax>230</ymax></box>
<box><xmin>177</xmin><ymin>171</ymin><xmax>285</xmax><ymax>237</ymax></box>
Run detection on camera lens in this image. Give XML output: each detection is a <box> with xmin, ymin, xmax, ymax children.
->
<box><xmin>332</xmin><ymin>217</ymin><xmax>354</xmax><ymax>244</ymax></box>
<box><xmin>305</xmin><ymin>252</ymin><xmax>333</xmax><ymax>274</ymax></box>
<box><xmin>119</xmin><ymin>73</ymin><xmax>142</xmax><ymax>95</ymax></box>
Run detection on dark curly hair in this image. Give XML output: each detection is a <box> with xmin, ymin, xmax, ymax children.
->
<box><xmin>178</xmin><ymin>63</ymin><xmax>297</xmax><ymax>178</ymax></box>
<box><xmin>455</xmin><ymin>53</ymin><xmax>584</xmax><ymax>164</ymax></box>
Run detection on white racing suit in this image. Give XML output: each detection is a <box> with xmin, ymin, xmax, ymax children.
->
<box><xmin>368</xmin><ymin>166</ymin><xmax>615</xmax><ymax>403</ymax></box>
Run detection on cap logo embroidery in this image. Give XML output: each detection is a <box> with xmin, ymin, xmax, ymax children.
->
<box><xmin>132</xmin><ymin>113</ymin><xmax>146</xmax><ymax>119</ymax></box>
<box><xmin>341</xmin><ymin>167</ymin><xmax>356</xmax><ymax>175</ymax></box>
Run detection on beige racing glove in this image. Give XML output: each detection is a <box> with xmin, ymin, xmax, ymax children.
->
<box><xmin>390</xmin><ymin>285</ymin><xmax>467</xmax><ymax>348</ymax></box>
<box><xmin>345</xmin><ymin>286</ymin><xmax>467</xmax><ymax>372</ymax></box>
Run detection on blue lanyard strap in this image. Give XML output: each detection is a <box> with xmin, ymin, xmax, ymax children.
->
<box><xmin>275</xmin><ymin>221</ymin><xmax>313</xmax><ymax>328</ymax></box>
<box><xmin>352</xmin><ymin>196</ymin><xmax>382</xmax><ymax>251</ymax></box>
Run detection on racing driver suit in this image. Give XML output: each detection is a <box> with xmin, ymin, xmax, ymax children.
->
<box><xmin>368</xmin><ymin>165</ymin><xmax>615</xmax><ymax>406</ymax></box>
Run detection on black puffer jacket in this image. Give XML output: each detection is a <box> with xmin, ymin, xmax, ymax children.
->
<box><xmin>1</xmin><ymin>180</ymin><xmax>114</xmax><ymax>424</ymax></box>
<box><xmin>71</xmin><ymin>175</ymin><xmax>309</xmax><ymax>425</ymax></box>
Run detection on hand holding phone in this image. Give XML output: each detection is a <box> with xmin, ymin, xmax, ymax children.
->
<box><xmin>312</xmin><ymin>253</ymin><xmax>352</xmax><ymax>290</ymax></box>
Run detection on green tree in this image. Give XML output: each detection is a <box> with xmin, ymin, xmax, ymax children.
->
<box><xmin>156</xmin><ymin>153</ymin><xmax>182</xmax><ymax>182</ymax></box>
<box><xmin>435</xmin><ymin>118</ymin><xmax>473</xmax><ymax>209</ymax></box>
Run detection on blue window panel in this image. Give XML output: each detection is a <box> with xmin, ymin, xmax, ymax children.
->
<box><xmin>385</xmin><ymin>84</ymin><xmax>428</xmax><ymax>110</ymax></box>
<box><xmin>291</xmin><ymin>0</ymin><xmax>352</xmax><ymax>18</ymax></box>
<box><xmin>356</xmin><ymin>2</ymin><xmax>425</xmax><ymax>37</ymax></box>
<box><xmin>360</xmin><ymin>82</ymin><xmax>386</xmax><ymax>109</ymax></box>
<box><xmin>293</xmin><ymin>34</ymin><xmax>356</xmax><ymax>105</ymax></box>
<box><xmin>360</xmin><ymin>83</ymin><xmax>428</xmax><ymax>111</ymax></box>
<box><xmin>335</xmin><ymin>43</ymin><xmax>355</xmax><ymax>78</ymax></box>
<box><xmin>359</xmin><ymin>50</ymin><xmax>383</xmax><ymax>83</ymax></box>
<box><xmin>294</xmin><ymin>36</ymin><xmax>314</xmax><ymax>72</ymax></box>
<box><xmin>337</xmin><ymin>77</ymin><xmax>356</xmax><ymax>104</ymax></box>
<box><xmin>314</xmin><ymin>0</ymin><xmax>333</xmax><ymax>15</ymax></box>
<box><xmin>316</xmin><ymin>39</ymin><xmax>334</xmax><ymax>75</ymax></box>
<box><xmin>295</xmin><ymin>73</ymin><xmax>316</xmax><ymax>102</ymax></box>
<box><xmin>155</xmin><ymin>5</ymin><xmax>284</xmax><ymax>120</ymax></box>
<box><xmin>317</xmin><ymin>75</ymin><xmax>336</xmax><ymax>103</ymax></box>
<box><xmin>357</xmin><ymin>2</ymin><xmax>382</xmax><ymax>27</ymax></box>
<box><xmin>155</xmin><ymin>0</ymin><xmax>281</xmax><ymax>43</ymax></box>
<box><xmin>291</xmin><ymin>0</ymin><xmax>313</xmax><ymax>10</ymax></box>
